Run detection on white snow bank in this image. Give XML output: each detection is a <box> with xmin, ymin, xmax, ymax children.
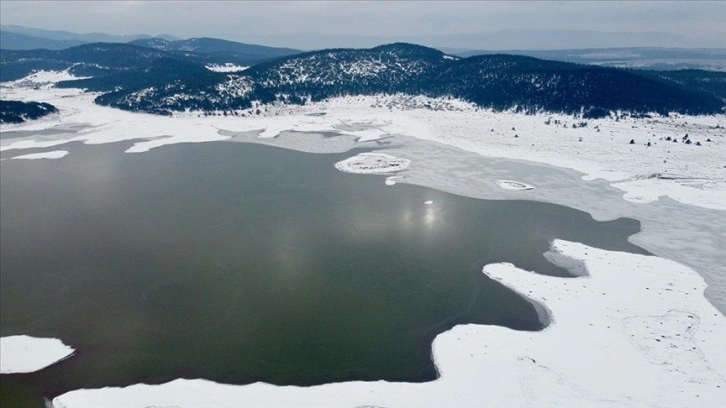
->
<box><xmin>1</xmin><ymin>336</ymin><xmax>75</xmax><ymax>374</ymax></box>
<box><xmin>52</xmin><ymin>240</ymin><xmax>726</xmax><ymax>407</ymax></box>
<box><xmin>338</xmin><ymin>128</ymin><xmax>388</xmax><ymax>142</ymax></box>
<box><xmin>124</xmin><ymin>133</ymin><xmax>230</xmax><ymax>153</ymax></box>
<box><xmin>496</xmin><ymin>180</ymin><xmax>535</xmax><ymax>190</ymax></box>
<box><xmin>612</xmin><ymin>178</ymin><xmax>726</xmax><ymax>211</ymax></box>
<box><xmin>205</xmin><ymin>64</ymin><xmax>249</xmax><ymax>73</ymax></box>
<box><xmin>10</xmin><ymin>69</ymin><xmax>87</xmax><ymax>85</ymax></box>
<box><xmin>402</xmin><ymin>109</ymin><xmax>726</xmax><ymax>211</ymax></box>
<box><xmin>10</xmin><ymin>150</ymin><xmax>69</xmax><ymax>160</ymax></box>
<box><xmin>334</xmin><ymin>152</ymin><xmax>411</xmax><ymax>174</ymax></box>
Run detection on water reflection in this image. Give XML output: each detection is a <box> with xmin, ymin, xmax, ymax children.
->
<box><xmin>423</xmin><ymin>201</ymin><xmax>439</xmax><ymax>230</ymax></box>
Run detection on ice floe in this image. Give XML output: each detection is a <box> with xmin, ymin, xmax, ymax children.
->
<box><xmin>334</xmin><ymin>152</ymin><xmax>411</xmax><ymax>174</ymax></box>
<box><xmin>9</xmin><ymin>150</ymin><xmax>69</xmax><ymax>160</ymax></box>
<box><xmin>1</xmin><ymin>336</ymin><xmax>75</xmax><ymax>374</ymax></box>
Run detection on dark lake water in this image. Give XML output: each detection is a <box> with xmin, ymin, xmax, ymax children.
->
<box><xmin>0</xmin><ymin>140</ymin><xmax>647</xmax><ymax>406</ymax></box>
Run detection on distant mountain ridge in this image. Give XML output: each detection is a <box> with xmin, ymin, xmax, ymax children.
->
<box><xmin>455</xmin><ymin>47</ymin><xmax>726</xmax><ymax>71</ymax></box>
<box><xmin>0</xmin><ymin>24</ymin><xmax>178</xmax><ymax>45</ymax></box>
<box><xmin>129</xmin><ymin>37</ymin><xmax>301</xmax><ymax>66</ymax></box>
<box><xmin>226</xmin><ymin>29</ymin><xmax>718</xmax><ymax>52</ymax></box>
<box><xmin>0</xmin><ymin>25</ymin><xmax>302</xmax><ymax>65</ymax></box>
<box><xmin>0</xmin><ymin>30</ymin><xmax>87</xmax><ymax>50</ymax></box>
<box><xmin>130</xmin><ymin>37</ymin><xmax>299</xmax><ymax>56</ymax></box>
<box><xmin>0</xmin><ymin>39</ymin><xmax>301</xmax><ymax>82</ymax></box>
<box><xmin>43</xmin><ymin>43</ymin><xmax>724</xmax><ymax>116</ymax></box>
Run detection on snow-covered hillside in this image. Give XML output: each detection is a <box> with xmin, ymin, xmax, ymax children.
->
<box><xmin>12</xmin><ymin>43</ymin><xmax>718</xmax><ymax>116</ymax></box>
<box><xmin>248</xmin><ymin>43</ymin><xmax>448</xmax><ymax>87</ymax></box>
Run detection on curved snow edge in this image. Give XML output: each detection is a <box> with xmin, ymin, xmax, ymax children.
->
<box><xmin>51</xmin><ymin>239</ymin><xmax>726</xmax><ymax>407</ymax></box>
<box><xmin>0</xmin><ymin>335</ymin><xmax>75</xmax><ymax>374</ymax></box>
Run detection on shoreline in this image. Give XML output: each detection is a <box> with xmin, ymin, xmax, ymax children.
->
<box><xmin>51</xmin><ymin>240</ymin><xmax>725</xmax><ymax>407</ymax></box>
<box><xmin>1</xmin><ymin>71</ymin><xmax>725</xmax><ymax>406</ymax></box>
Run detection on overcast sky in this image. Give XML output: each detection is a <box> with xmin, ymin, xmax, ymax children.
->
<box><xmin>1</xmin><ymin>1</ymin><xmax>725</xmax><ymax>49</ymax></box>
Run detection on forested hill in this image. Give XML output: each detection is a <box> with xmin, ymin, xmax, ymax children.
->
<box><xmin>0</xmin><ymin>100</ymin><xmax>58</xmax><ymax>124</ymax></box>
<box><xmin>5</xmin><ymin>42</ymin><xmax>724</xmax><ymax>116</ymax></box>
<box><xmin>638</xmin><ymin>69</ymin><xmax>726</xmax><ymax>101</ymax></box>
<box><xmin>427</xmin><ymin>54</ymin><xmax>725</xmax><ymax>115</ymax></box>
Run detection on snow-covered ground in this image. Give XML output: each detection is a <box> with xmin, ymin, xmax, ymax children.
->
<box><xmin>0</xmin><ymin>336</ymin><xmax>75</xmax><ymax>374</ymax></box>
<box><xmin>2</xmin><ymin>71</ymin><xmax>725</xmax><ymax>407</ymax></box>
<box><xmin>2</xmin><ymin>78</ymin><xmax>722</xmax><ymax>210</ymax></box>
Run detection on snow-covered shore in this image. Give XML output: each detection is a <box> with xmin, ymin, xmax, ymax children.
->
<box><xmin>2</xmin><ymin>72</ymin><xmax>723</xmax><ymax>212</ymax></box>
<box><xmin>2</xmin><ymin>71</ymin><xmax>725</xmax><ymax>406</ymax></box>
<box><xmin>0</xmin><ymin>336</ymin><xmax>75</xmax><ymax>374</ymax></box>
<box><xmin>52</xmin><ymin>241</ymin><xmax>726</xmax><ymax>407</ymax></box>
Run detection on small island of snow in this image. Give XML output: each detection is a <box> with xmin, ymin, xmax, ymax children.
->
<box><xmin>334</xmin><ymin>152</ymin><xmax>411</xmax><ymax>174</ymax></box>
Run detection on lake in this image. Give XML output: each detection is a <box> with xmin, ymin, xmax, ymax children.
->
<box><xmin>0</xmin><ymin>140</ymin><xmax>647</xmax><ymax>406</ymax></box>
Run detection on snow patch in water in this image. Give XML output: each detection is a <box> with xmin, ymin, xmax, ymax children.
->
<box><xmin>9</xmin><ymin>150</ymin><xmax>69</xmax><ymax>160</ymax></box>
<box><xmin>334</xmin><ymin>152</ymin><xmax>411</xmax><ymax>174</ymax></box>
<box><xmin>1</xmin><ymin>336</ymin><xmax>75</xmax><ymax>374</ymax></box>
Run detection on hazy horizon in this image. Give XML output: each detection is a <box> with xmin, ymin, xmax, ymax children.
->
<box><xmin>1</xmin><ymin>1</ymin><xmax>725</xmax><ymax>50</ymax></box>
